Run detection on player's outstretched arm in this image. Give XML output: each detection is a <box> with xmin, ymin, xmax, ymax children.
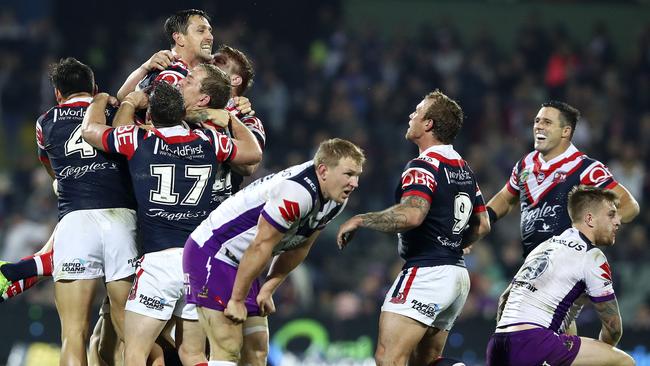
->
<box><xmin>611</xmin><ymin>184</ymin><xmax>640</xmax><ymax>223</ymax></box>
<box><xmin>225</xmin><ymin>215</ymin><xmax>284</xmax><ymax>324</ymax></box>
<box><xmin>81</xmin><ymin>93</ymin><xmax>115</xmax><ymax>151</ymax></box>
<box><xmin>116</xmin><ymin>50</ymin><xmax>175</xmax><ymax>101</ymax></box>
<box><xmin>592</xmin><ymin>297</ymin><xmax>623</xmax><ymax>346</ymax></box>
<box><xmin>486</xmin><ymin>185</ymin><xmax>518</xmax><ymax>224</ymax></box>
<box><xmin>337</xmin><ymin>195</ymin><xmax>430</xmax><ymax>249</ymax></box>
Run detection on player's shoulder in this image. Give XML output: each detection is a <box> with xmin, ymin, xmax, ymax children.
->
<box><xmin>36</xmin><ymin>105</ymin><xmax>57</xmax><ymax>125</ymax></box>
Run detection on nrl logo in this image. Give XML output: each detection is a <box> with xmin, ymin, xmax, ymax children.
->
<box><xmin>519</xmin><ymin>169</ymin><xmax>530</xmax><ymax>182</ymax></box>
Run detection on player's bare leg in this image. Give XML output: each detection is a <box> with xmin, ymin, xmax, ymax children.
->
<box><xmin>123</xmin><ymin>311</ymin><xmax>167</xmax><ymax>366</ymax></box>
<box><xmin>198</xmin><ymin>306</ymin><xmax>242</xmax><ymax>364</ymax></box>
<box><xmin>240</xmin><ymin>316</ymin><xmax>269</xmax><ymax>366</ymax></box>
<box><xmin>571</xmin><ymin>337</ymin><xmax>635</xmax><ymax>366</ymax></box>
<box><xmin>409</xmin><ymin>327</ymin><xmax>449</xmax><ymax>366</ymax></box>
<box><xmin>375</xmin><ymin>312</ymin><xmax>428</xmax><ymax>366</ymax></box>
<box><xmin>106</xmin><ymin>276</ymin><xmax>134</xmax><ymax>341</ymax></box>
<box><xmin>55</xmin><ymin>278</ymin><xmax>98</xmax><ymax>366</ymax></box>
<box><xmin>175</xmin><ymin>317</ymin><xmax>208</xmax><ymax>365</ymax></box>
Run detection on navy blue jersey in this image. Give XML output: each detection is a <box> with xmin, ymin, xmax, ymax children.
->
<box><xmin>394</xmin><ymin>145</ymin><xmax>485</xmax><ymax>269</ymax></box>
<box><xmin>103</xmin><ymin>124</ymin><xmax>237</xmax><ymax>253</ymax></box>
<box><xmin>506</xmin><ymin>144</ymin><xmax>618</xmax><ymax>257</ymax></box>
<box><xmin>36</xmin><ymin>96</ymin><xmax>136</xmax><ymax>219</ymax></box>
<box><xmin>137</xmin><ymin>60</ymin><xmax>189</xmax><ymax>92</ymax></box>
<box><xmin>209</xmin><ymin>105</ymin><xmax>267</xmax><ymax>205</ymax></box>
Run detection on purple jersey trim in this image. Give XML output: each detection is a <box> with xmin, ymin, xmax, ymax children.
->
<box><xmin>589</xmin><ymin>293</ymin><xmax>616</xmax><ymax>303</ymax></box>
<box><xmin>261</xmin><ymin>210</ymin><xmax>289</xmax><ymax>233</ymax></box>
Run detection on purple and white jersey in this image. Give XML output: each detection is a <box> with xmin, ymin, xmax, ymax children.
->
<box><xmin>507</xmin><ymin>144</ymin><xmax>618</xmax><ymax>257</ymax></box>
<box><xmin>189</xmin><ymin>161</ymin><xmax>345</xmax><ymax>266</ymax></box>
<box><xmin>498</xmin><ymin>227</ymin><xmax>615</xmax><ymax>333</ymax></box>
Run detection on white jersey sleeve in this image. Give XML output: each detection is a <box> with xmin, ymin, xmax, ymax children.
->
<box><xmin>260</xmin><ymin>179</ymin><xmax>315</xmax><ymax>233</ymax></box>
<box><xmin>584</xmin><ymin>248</ymin><xmax>616</xmax><ymax>302</ymax></box>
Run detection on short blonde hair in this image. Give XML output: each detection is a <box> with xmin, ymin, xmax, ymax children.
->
<box><xmin>313</xmin><ymin>138</ymin><xmax>366</xmax><ymax>168</ymax></box>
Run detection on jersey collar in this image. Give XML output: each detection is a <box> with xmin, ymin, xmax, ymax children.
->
<box><xmin>536</xmin><ymin>144</ymin><xmax>579</xmax><ymax>169</ymax></box>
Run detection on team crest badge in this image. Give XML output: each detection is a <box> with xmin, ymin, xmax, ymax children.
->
<box><xmin>536</xmin><ymin>172</ymin><xmax>545</xmax><ymax>183</ymax></box>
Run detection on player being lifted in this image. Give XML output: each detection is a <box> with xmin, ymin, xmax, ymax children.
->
<box><xmin>337</xmin><ymin>90</ymin><xmax>490</xmax><ymax>366</ymax></box>
<box><xmin>183</xmin><ymin>138</ymin><xmax>365</xmax><ymax>366</ymax></box>
<box><xmin>486</xmin><ymin>186</ymin><xmax>634</xmax><ymax>366</ymax></box>
<box><xmin>35</xmin><ymin>57</ymin><xmax>138</xmax><ymax>366</ymax></box>
<box><xmin>81</xmin><ymin>77</ymin><xmax>261</xmax><ymax>365</ymax></box>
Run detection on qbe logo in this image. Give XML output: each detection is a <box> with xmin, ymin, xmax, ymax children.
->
<box><xmin>139</xmin><ymin>294</ymin><xmax>171</xmax><ymax>311</ymax></box>
<box><xmin>61</xmin><ymin>258</ymin><xmax>87</xmax><ymax>274</ymax></box>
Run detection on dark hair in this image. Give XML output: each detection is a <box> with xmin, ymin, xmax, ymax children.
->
<box><xmin>198</xmin><ymin>64</ymin><xmax>232</xmax><ymax>109</ymax></box>
<box><xmin>149</xmin><ymin>82</ymin><xmax>185</xmax><ymax>127</ymax></box>
<box><xmin>214</xmin><ymin>45</ymin><xmax>255</xmax><ymax>96</ymax></box>
<box><xmin>541</xmin><ymin>100</ymin><xmax>580</xmax><ymax>138</ymax></box>
<box><xmin>568</xmin><ymin>185</ymin><xmax>619</xmax><ymax>222</ymax></box>
<box><xmin>164</xmin><ymin>9</ymin><xmax>211</xmax><ymax>47</ymax></box>
<box><xmin>423</xmin><ymin>90</ymin><xmax>464</xmax><ymax>144</ymax></box>
<box><xmin>48</xmin><ymin>57</ymin><xmax>94</xmax><ymax>98</ymax></box>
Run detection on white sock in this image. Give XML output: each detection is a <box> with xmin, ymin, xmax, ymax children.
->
<box><xmin>208</xmin><ymin>361</ymin><xmax>237</xmax><ymax>366</ymax></box>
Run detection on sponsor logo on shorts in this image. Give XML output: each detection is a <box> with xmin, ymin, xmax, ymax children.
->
<box><xmin>564</xmin><ymin>339</ymin><xmax>575</xmax><ymax>351</ymax></box>
<box><xmin>128</xmin><ymin>257</ymin><xmax>140</xmax><ymax>268</ymax></box>
<box><xmin>411</xmin><ymin>299</ymin><xmax>439</xmax><ymax>319</ymax></box>
<box><xmin>390</xmin><ymin>292</ymin><xmax>406</xmax><ymax>304</ymax></box>
<box><xmin>61</xmin><ymin>258</ymin><xmax>87</xmax><ymax>274</ymax></box>
<box><xmin>138</xmin><ymin>294</ymin><xmax>172</xmax><ymax>311</ymax></box>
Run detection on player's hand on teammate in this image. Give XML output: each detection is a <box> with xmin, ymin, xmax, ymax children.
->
<box><xmin>224</xmin><ymin>299</ymin><xmax>247</xmax><ymax>324</ymax></box>
<box><xmin>232</xmin><ymin>96</ymin><xmax>255</xmax><ymax>116</ymax></box>
<box><xmin>122</xmin><ymin>91</ymin><xmax>149</xmax><ymax>110</ymax></box>
<box><xmin>257</xmin><ymin>291</ymin><xmax>276</xmax><ymax>317</ymax></box>
<box><xmin>336</xmin><ymin>216</ymin><xmax>362</xmax><ymax>249</ymax></box>
<box><xmin>142</xmin><ymin>50</ymin><xmax>176</xmax><ymax>72</ymax></box>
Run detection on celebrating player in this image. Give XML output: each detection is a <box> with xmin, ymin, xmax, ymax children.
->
<box><xmin>336</xmin><ymin>90</ymin><xmax>490</xmax><ymax>366</ymax></box>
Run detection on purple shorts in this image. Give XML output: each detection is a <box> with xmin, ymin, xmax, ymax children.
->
<box><xmin>486</xmin><ymin>328</ymin><xmax>581</xmax><ymax>366</ymax></box>
<box><xmin>183</xmin><ymin>238</ymin><xmax>261</xmax><ymax>316</ymax></box>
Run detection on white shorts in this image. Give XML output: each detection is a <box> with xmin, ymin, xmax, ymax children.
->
<box><xmin>125</xmin><ymin>248</ymin><xmax>197</xmax><ymax>321</ymax></box>
<box><xmin>53</xmin><ymin>208</ymin><xmax>138</xmax><ymax>282</ymax></box>
<box><xmin>381</xmin><ymin>265</ymin><xmax>470</xmax><ymax>330</ymax></box>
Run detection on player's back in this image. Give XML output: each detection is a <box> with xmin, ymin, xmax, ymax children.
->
<box><xmin>36</xmin><ymin>97</ymin><xmax>135</xmax><ymax>219</ymax></box>
<box><xmin>396</xmin><ymin>145</ymin><xmax>485</xmax><ymax>268</ymax></box>
<box><xmin>191</xmin><ymin>161</ymin><xmax>345</xmax><ymax>265</ymax></box>
<box><xmin>113</xmin><ymin>124</ymin><xmax>229</xmax><ymax>253</ymax></box>
<box><xmin>498</xmin><ymin>227</ymin><xmax>615</xmax><ymax>333</ymax></box>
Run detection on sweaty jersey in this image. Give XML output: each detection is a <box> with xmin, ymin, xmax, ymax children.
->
<box><xmin>102</xmin><ymin>124</ymin><xmax>236</xmax><ymax>253</ymax></box>
<box><xmin>498</xmin><ymin>227</ymin><xmax>615</xmax><ymax>333</ymax></box>
<box><xmin>507</xmin><ymin>144</ymin><xmax>618</xmax><ymax>257</ymax></box>
<box><xmin>395</xmin><ymin>145</ymin><xmax>485</xmax><ymax>269</ymax></box>
<box><xmin>36</xmin><ymin>96</ymin><xmax>136</xmax><ymax>219</ymax></box>
<box><xmin>190</xmin><ymin>161</ymin><xmax>345</xmax><ymax>266</ymax></box>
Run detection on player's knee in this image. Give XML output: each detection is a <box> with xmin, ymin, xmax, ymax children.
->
<box><xmin>617</xmin><ymin>353</ymin><xmax>636</xmax><ymax>366</ymax></box>
<box><xmin>177</xmin><ymin>342</ymin><xmax>206</xmax><ymax>365</ymax></box>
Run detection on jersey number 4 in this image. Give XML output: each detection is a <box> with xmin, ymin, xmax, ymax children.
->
<box><xmin>65</xmin><ymin>125</ymin><xmax>97</xmax><ymax>158</ymax></box>
<box><xmin>150</xmin><ymin>164</ymin><xmax>212</xmax><ymax>205</ymax></box>
<box><xmin>452</xmin><ymin>193</ymin><xmax>472</xmax><ymax>234</ymax></box>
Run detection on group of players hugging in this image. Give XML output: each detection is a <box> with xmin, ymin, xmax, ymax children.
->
<box><xmin>0</xmin><ymin>8</ymin><xmax>641</xmax><ymax>366</ymax></box>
